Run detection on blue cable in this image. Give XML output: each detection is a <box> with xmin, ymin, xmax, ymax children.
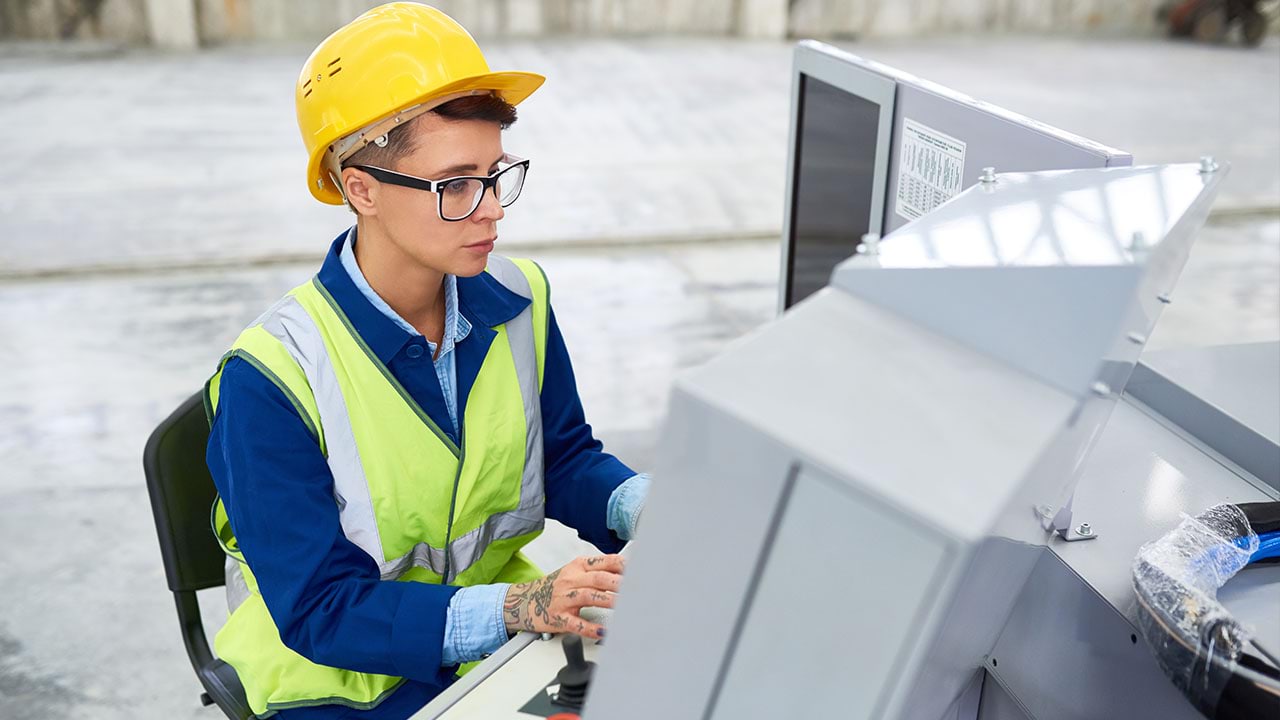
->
<box><xmin>1250</xmin><ymin>530</ymin><xmax>1280</xmax><ymax>564</ymax></box>
<box><xmin>1173</xmin><ymin>529</ymin><xmax>1277</xmax><ymax>580</ymax></box>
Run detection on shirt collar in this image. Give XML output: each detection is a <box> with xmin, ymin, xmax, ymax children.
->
<box><xmin>317</xmin><ymin>230</ymin><xmax>409</xmax><ymax>364</ymax></box>
<box><xmin>316</xmin><ymin>229</ymin><xmax>530</xmax><ymax>363</ymax></box>
<box><xmin>457</xmin><ymin>266</ymin><xmax>531</xmax><ymax>329</ymax></box>
<box><xmin>337</xmin><ymin>227</ymin><xmax>474</xmax><ymax>357</ymax></box>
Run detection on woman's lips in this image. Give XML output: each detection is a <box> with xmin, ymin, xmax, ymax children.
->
<box><xmin>464</xmin><ymin>238</ymin><xmax>496</xmax><ymax>253</ymax></box>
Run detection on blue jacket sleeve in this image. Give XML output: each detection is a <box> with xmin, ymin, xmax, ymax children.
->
<box><xmin>540</xmin><ymin>306</ymin><xmax>638</xmax><ymax>553</ymax></box>
<box><xmin>206</xmin><ymin>357</ymin><xmax>461</xmax><ymax>686</ymax></box>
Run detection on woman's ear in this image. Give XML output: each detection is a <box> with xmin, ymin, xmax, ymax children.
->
<box><xmin>341</xmin><ymin>167</ymin><xmax>379</xmax><ymax>216</ymax></box>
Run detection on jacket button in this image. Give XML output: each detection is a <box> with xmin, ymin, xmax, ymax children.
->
<box><xmin>406</xmin><ymin>344</ymin><xmax>425</xmax><ymax>359</ymax></box>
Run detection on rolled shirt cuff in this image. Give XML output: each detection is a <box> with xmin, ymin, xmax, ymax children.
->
<box><xmin>441</xmin><ymin>582</ymin><xmax>513</xmax><ymax>666</ymax></box>
<box><xmin>607</xmin><ymin>472</ymin><xmax>651</xmax><ymax>542</ymax></box>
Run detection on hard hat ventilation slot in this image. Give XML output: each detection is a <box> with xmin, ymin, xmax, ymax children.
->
<box><xmin>329</xmin><ymin>67</ymin><xmax>343</xmax><ymax>78</ymax></box>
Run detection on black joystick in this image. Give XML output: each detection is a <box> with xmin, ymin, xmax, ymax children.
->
<box><xmin>553</xmin><ymin>634</ymin><xmax>596</xmax><ymax>710</ymax></box>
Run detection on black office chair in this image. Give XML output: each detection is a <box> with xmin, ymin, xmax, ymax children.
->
<box><xmin>144</xmin><ymin>391</ymin><xmax>255</xmax><ymax>720</ymax></box>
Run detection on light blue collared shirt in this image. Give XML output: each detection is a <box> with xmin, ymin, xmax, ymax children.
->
<box><xmin>340</xmin><ymin>229</ymin><xmax>470</xmax><ymax>437</ymax></box>
<box><xmin>339</xmin><ymin>228</ymin><xmax>647</xmax><ymax>667</ymax></box>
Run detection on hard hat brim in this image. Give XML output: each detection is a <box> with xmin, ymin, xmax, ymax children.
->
<box><xmin>307</xmin><ymin>70</ymin><xmax>546</xmax><ymax>205</ymax></box>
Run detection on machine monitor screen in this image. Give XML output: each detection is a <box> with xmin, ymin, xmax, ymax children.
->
<box><xmin>777</xmin><ymin>41</ymin><xmax>1132</xmax><ymax>314</ymax></box>
<box><xmin>784</xmin><ymin>74</ymin><xmax>884</xmax><ymax>309</ymax></box>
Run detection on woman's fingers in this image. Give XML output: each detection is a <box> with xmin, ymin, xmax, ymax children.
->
<box><xmin>522</xmin><ymin>555</ymin><xmax>623</xmax><ymax>637</ymax></box>
<box><xmin>557</xmin><ymin>613</ymin><xmax>605</xmax><ymax>640</ymax></box>
<box><xmin>505</xmin><ymin>561</ymin><xmax>623</xmax><ymax>636</ymax></box>
<box><xmin>563</xmin><ymin>588</ymin><xmax>616</xmax><ymax>610</ymax></box>
<box><xmin>579</xmin><ymin>554</ymin><xmax>625</xmax><ymax>574</ymax></box>
<box><xmin>579</xmin><ymin>570</ymin><xmax>623</xmax><ymax>592</ymax></box>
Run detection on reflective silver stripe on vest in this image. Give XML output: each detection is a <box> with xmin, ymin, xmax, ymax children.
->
<box><xmin>482</xmin><ymin>256</ymin><xmax>546</xmax><ymax>516</ymax></box>
<box><xmin>377</xmin><ymin>541</ymin><xmax>449</xmax><ymax>581</ymax></box>
<box><xmin>259</xmin><ymin>297</ymin><xmax>388</xmax><ymax>566</ymax></box>
<box><xmin>246</xmin><ymin>259</ymin><xmax>545</xmax><ymax>583</ymax></box>
<box><xmin>226</xmin><ymin>556</ymin><xmax>251</xmax><ymax>613</ymax></box>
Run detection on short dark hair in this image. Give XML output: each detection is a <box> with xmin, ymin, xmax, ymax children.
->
<box><xmin>343</xmin><ymin>93</ymin><xmax>518</xmax><ymax>172</ymax></box>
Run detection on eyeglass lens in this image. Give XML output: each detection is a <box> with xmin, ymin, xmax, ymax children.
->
<box><xmin>440</xmin><ymin>163</ymin><xmax>527</xmax><ymax>221</ymax></box>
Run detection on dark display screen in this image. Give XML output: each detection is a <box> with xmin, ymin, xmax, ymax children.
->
<box><xmin>785</xmin><ymin>75</ymin><xmax>882</xmax><ymax>308</ymax></box>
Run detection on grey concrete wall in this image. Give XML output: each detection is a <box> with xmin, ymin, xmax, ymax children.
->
<box><xmin>0</xmin><ymin>0</ymin><xmax>148</xmax><ymax>43</ymax></box>
<box><xmin>143</xmin><ymin>0</ymin><xmax>197</xmax><ymax>48</ymax></box>
<box><xmin>196</xmin><ymin>0</ymin><xmax>1167</xmax><ymax>42</ymax></box>
<box><xmin>194</xmin><ymin>0</ymin><xmax>748</xmax><ymax>43</ymax></box>
<box><xmin>3</xmin><ymin>0</ymin><xmax>1177</xmax><ymax>46</ymax></box>
<box><xmin>789</xmin><ymin>0</ymin><xmax>1165</xmax><ymax>39</ymax></box>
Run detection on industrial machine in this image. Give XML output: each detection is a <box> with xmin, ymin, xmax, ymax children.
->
<box><xmin>406</xmin><ymin>44</ymin><xmax>1280</xmax><ymax>720</ymax></box>
<box><xmin>586</xmin><ymin>159</ymin><xmax>1280</xmax><ymax>720</ymax></box>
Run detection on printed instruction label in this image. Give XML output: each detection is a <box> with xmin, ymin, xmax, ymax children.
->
<box><xmin>894</xmin><ymin>118</ymin><xmax>967</xmax><ymax>221</ymax></box>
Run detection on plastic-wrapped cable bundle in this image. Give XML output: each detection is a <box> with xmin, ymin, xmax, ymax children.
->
<box><xmin>1132</xmin><ymin>502</ymin><xmax>1280</xmax><ymax>719</ymax></box>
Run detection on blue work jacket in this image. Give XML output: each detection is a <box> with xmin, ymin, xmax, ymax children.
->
<box><xmin>206</xmin><ymin>232</ymin><xmax>636</xmax><ymax>719</ymax></box>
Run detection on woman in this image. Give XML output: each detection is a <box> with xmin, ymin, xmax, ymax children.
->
<box><xmin>205</xmin><ymin>4</ymin><xmax>649</xmax><ymax>718</ymax></box>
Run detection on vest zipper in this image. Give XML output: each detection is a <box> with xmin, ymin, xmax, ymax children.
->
<box><xmin>441</xmin><ymin>425</ymin><xmax>465</xmax><ymax>584</ymax></box>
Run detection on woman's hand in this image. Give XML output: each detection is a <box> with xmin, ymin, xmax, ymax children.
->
<box><xmin>502</xmin><ymin>554</ymin><xmax>624</xmax><ymax>639</ymax></box>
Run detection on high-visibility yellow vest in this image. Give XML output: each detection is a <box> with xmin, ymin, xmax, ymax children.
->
<box><xmin>205</xmin><ymin>256</ymin><xmax>549</xmax><ymax>715</ymax></box>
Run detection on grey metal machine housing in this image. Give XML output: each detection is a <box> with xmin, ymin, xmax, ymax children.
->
<box><xmin>582</xmin><ymin>162</ymin><xmax>1280</xmax><ymax>720</ymax></box>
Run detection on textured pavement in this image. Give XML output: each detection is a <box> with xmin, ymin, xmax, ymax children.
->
<box><xmin>1</xmin><ymin>36</ymin><xmax>1278</xmax><ymax>277</ymax></box>
<box><xmin>0</xmin><ymin>34</ymin><xmax>1278</xmax><ymax>719</ymax></box>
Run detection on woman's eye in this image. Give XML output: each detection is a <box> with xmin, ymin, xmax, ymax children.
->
<box><xmin>444</xmin><ymin>180</ymin><xmax>471</xmax><ymax>195</ymax></box>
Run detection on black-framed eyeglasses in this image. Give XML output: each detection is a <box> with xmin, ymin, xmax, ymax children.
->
<box><xmin>350</xmin><ymin>154</ymin><xmax>530</xmax><ymax>222</ymax></box>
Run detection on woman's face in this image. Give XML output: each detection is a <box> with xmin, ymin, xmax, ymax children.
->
<box><xmin>367</xmin><ymin>113</ymin><xmax>507</xmax><ymax>278</ymax></box>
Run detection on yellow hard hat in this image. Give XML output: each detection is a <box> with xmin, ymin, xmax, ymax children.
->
<box><xmin>296</xmin><ymin>2</ymin><xmax>545</xmax><ymax>205</ymax></box>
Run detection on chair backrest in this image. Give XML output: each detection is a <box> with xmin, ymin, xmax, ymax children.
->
<box><xmin>144</xmin><ymin>391</ymin><xmax>225</xmax><ymax>593</ymax></box>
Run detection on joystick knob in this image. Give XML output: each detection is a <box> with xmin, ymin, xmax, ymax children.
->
<box><xmin>554</xmin><ymin>634</ymin><xmax>596</xmax><ymax>710</ymax></box>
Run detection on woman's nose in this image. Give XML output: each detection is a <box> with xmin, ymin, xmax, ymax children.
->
<box><xmin>473</xmin><ymin>184</ymin><xmax>505</xmax><ymax>222</ymax></box>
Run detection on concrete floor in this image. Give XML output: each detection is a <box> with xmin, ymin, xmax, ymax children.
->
<box><xmin>2</xmin><ymin>35</ymin><xmax>1278</xmax><ymax>278</ymax></box>
<box><xmin>0</xmin><ymin>34</ymin><xmax>1277</xmax><ymax>719</ymax></box>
